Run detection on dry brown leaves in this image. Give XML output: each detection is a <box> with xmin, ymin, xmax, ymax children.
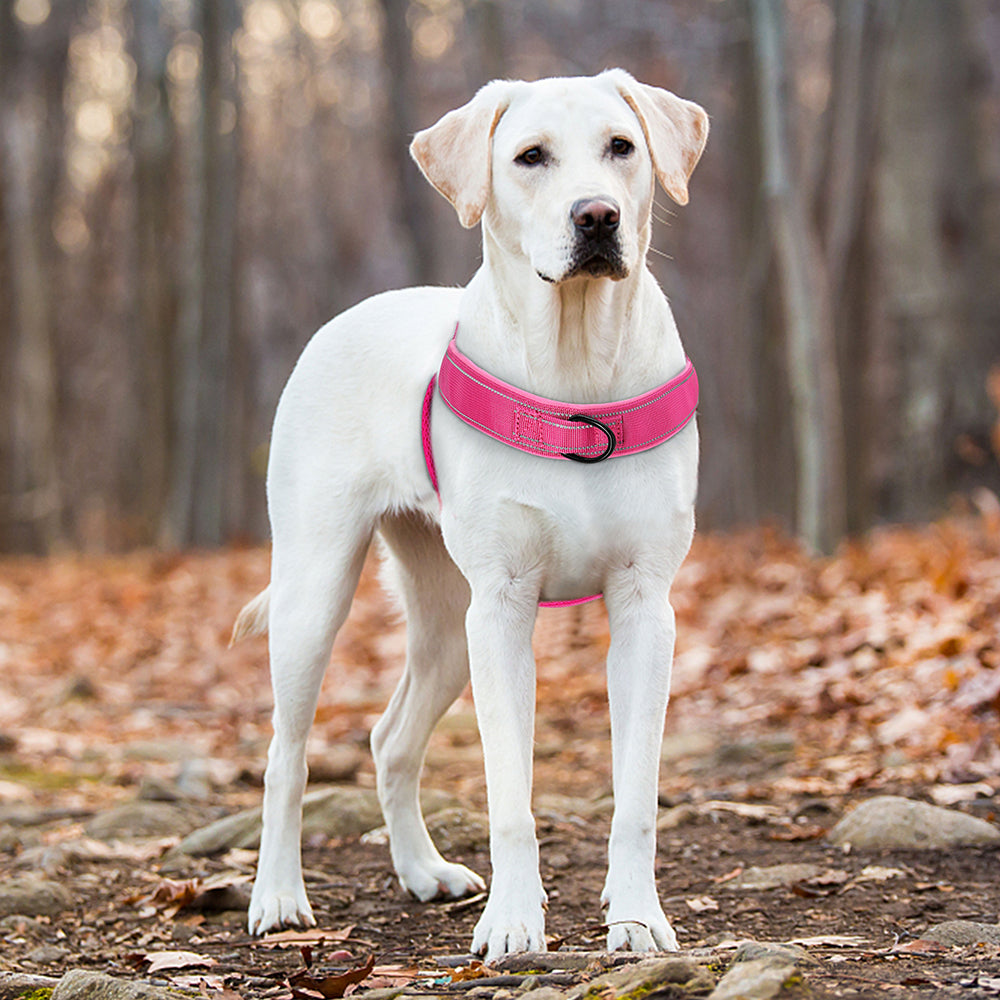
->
<box><xmin>0</xmin><ymin>513</ymin><xmax>998</xmax><ymax>812</ymax></box>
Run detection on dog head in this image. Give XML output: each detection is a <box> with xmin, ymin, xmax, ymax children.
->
<box><xmin>411</xmin><ymin>69</ymin><xmax>708</xmax><ymax>285</ymax></box>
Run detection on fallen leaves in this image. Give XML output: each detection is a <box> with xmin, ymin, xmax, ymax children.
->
<box><xmin>289</xmin><ymin>952</ymin><xmax>374</xmax><ymax>999</ymax></box>
<box><xmin>128</xmin><ymin>872</ymin><xmax>252</xmax><ymax>919</ymax></box>
<box><xmin>129</xmin><ymin>949</ymin><xmax>217</xmax><ymax>973</ymax></box>
<box><xmin>259</xmin><ymin>926</ymin><xmax>355</xmax><ymax>948</ymax></box>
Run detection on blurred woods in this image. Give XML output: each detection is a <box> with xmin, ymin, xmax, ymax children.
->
<box><xmin>1</xmin><ymin>0</ymin><xmax>999</xmax><ymax>555</ymax></box>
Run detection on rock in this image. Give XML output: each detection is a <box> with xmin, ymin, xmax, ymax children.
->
<box><xmin>921</xmin><ymin>920</ymin><xmax>1000</xmax><ymax>946</ymax></box>
<box><xmin>734</xmin><ymin>941</ymin><xmax>810</xmax><ymax>964</ymax></box>
<box><xmin>85</xmin><ymin>801</ymin><xmax>198</xmax><ymax>841</ymax></box>
<box><xmin>657</xmin><ymin>803</ymin><xmax>700</xmax><ymax>830</ymax></box>
<box><xmin>567</xmin><ymin>956</ymin><xmax>713</xmax><ymax>999</ymax></box>
<box><xmin>0</xmin><ymin>914</ymin><xmax>43</xmax><ymax>934</ymax></box>
<box><xmin>520</xmin><ymin>988</ymin><xmax>566</xmax><ymax>1000</ymax></box>
<box><xmin>0</xmin><ymin>973</ymin><xmax>60</xmax><ymax>1000</ymax></box>
<box><xmin>426</xmin><ymin>807</ymin><xmax>489</xmax><ymax>853</ymax></box>
<box><xmin>828</xmin><ymin>796</ymin><xmax>1000</xmax><ymax>850</ymax></box>
<box><xmin>307</xmin><ymin>744</ymin><xmax>365</xmax><ymax>783</ymax></box>
<box><xmin>534</xmin><ymin>793</ymin><xmax>614</xmax><ymax>821</ymax></box>
<box><xmin>51</xmin><ymin>970</ymin><xmax>194</xmax><ymax>999</ymax></box>
<box><xmin>175</xmin><ymin>759</ymin><xmax>212</xmax><ymax>800</ymax></box>
<box><xmin>493</xmin><ymin>951</ymin><xmax>606</xmax><ymax>973</ymax></box>
<box><xmin>0</xmin><ymin>877</ymin><xmax>74</xmax><ymax>917</ymax></box>
<box><xmin>726</xmin><ymin>864</ymin><xmax>825</xmax><ymax>890</ymax></box>
<box><xmin>173</xmin><ymin>786</ymin><xmax>458</xmax><ymax>856</ymax></box>
<box><xmin>136</xmin><ymin>776</ymin><xmax>182</xmax><ymax>802</ymax></box>
<box><xmin>709</xmin><ymin>956</ymin><xmax>802</xmax><ymax>1000</ymax></box>
<box><xmin>26</xmin><ymin>943</ymin><xmax>71</xmax><ymax>965</ymax></box>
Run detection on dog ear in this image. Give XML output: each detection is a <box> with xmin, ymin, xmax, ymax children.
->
<box><xmin>607</xmin><ymin>69</ymin><xmax>709</xmax><ymax>207</ymax></box>
<box><xmin>410</xmin><ymin>81</ymin><xmax>511</xmax><ymax>228</ymax></box>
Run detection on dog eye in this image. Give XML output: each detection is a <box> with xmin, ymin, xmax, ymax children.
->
<box><xmin>515</xmin><ymin>146</ymin><xmax>546</xmax><ymax>167</ymax></box>
<box><xmin>610</xmin><ymin>137</ymin><xmax>634</xmax><ymax>158</ymax></box>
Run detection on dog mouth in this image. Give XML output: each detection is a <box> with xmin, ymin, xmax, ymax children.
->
<box><xmin>535</xmin><ymin>238</ymin><xmax>629</xmax><ymax>284</ymax></box>
<box><xmin>574</xmin><ymin>254</ymin><xmax>627</xmax><ymax>279</ymax></box>
<box><xmin>566</xmin><ymin>229</ymin><xmax>628</xmax><ymax>280</ymax></box>
<box><xmin>537</xmin><ymin>255</ymin><xmax>629</xmax><ymax>284</ymax></box>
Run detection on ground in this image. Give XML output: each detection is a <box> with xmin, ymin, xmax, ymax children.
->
<box><xmin>0</xmin><ymin>518</ymin><xmax>999</xmax><ymax>997</ymax></box>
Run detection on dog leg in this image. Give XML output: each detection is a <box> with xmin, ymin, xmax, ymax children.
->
<box><xmin>248</xmin><ymin>525</ymin><xmax>372</xmax><ymax>936</ymax></box>
<box><xmin>464</xmin><ymin>590</ymin><xmax>547</xmax><ymax>961</ymax></box>
<box><xmin>601</xmin><ymin>589</ymin><xmax>679</xmax><ymax>953</ymax></box>
<box><xmin>372</xmin><ymin>513</ymin><xmax>485</xmax><ymax>901</ymax></box>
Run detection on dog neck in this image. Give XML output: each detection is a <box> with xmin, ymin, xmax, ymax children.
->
<box><xmin>458</xmin><ymin>236</ymin><xmax>686</xmax><ymax>404</ymax></box>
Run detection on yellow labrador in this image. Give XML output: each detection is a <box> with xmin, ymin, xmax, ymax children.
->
<box><xmin>237</xmin><ymin>69</ymin><xmax>708</xmax><ymax>960</ymax></box>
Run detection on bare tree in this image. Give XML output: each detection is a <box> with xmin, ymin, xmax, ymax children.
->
<box><xmin>130</xmin><ymin>0</ymin><xmax>175</xmax><ymax>543</ymax></box>
<box><xmin>0</xmin><ymin>0</ymin><xmax>80</xmax><ymax>551</ymax></box>
<box><xmin>749</xmin><ymin>0</ymin><xmax>846</xmax><ymax>553</ymax></box>
<box><xmin>164</xmin><ymin>0</ymin><xmax>241</xmax><ymax>546</ymax></box>
<box><xmin>379</xmin><ymin>0</ymin><xmax>439</xmax><ymax>284</ymax></box>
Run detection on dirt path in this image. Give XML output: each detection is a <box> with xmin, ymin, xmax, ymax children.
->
<box><xmin>1</xmin><ymin>521</ymin><xmax>999</xmax><ymax>996</ymax></box>
<box><xmin>1</xmin><ymin>782</ymin><xmax>999</xmax><ymax>998</ymax></box>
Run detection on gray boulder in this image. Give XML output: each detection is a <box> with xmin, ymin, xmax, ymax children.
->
<box><xmin>567</xmin><ymin>957</ymin><xmax>713</xmax><ymax>999</ymax></box>
<box><xmin>174</xmin><ymin>785</ymin><xmax>458</xmax><ymax>855</ymax></box>
<box><xmin>0</xmin><ymin>877</ymin><xmax>74</xmax><ymax>917</ymax></box>
<box><xmin>922</xmin><ymin>920</ymin><xmax>1000</xmax><ymax>946</ymax></box>
<box><xmin>709</xmin><ymin>955</ymin><xmax>801</xmax><ymax>999</ymax></box>
<box><xmin>829</xmin><ymin>796</ymin><xmax>1000</xmax><ymax>849</ymax></box>
<box><xmin>85</xmin><ymin>801</ymin><xmax>198</xmax><ymax>841</ymax></box>
<box><xmin>51</xmin><ymin>970</ymin><xmax>193</xmax><ymax>999</ymax></box>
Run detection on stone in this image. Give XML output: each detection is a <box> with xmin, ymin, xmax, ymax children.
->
<box><xmin>26</xmin><ymin>943</ymin><xmax>71</xmax><ymax>965</ymax></box>
<box><xmin>136</xmin><ymin>777</ymin><xmax>181</xmax><ymax>802</ymax></box>
<box><xmin>568</xmin><ymin>956</ymin><xmax>713</xmax><ymax>999</ymax></box>
<box><xmin>520</xmin><ymin>989</ymin><xmax>566</xmax><ymax>1000</ymax></box>
<box><xmin>921</xmin><ymin>920</ymin><xmax>1000</xmax><ymax>946</ymax></box>
<box><xmin>657</xmin><ymin>803</ymin><xmax>700</xmax><ymax>830</ymax></box>
<box><xmin>709</xmin><ymin>956</ymin><xmax>802</xmax><ymax>1000</ymax></box>
<box><xmin>85</xmin><ymin>801</ymin><xmax>198</xmax><ymax>841</ymax></box>
<box><xmin>0</xmin><ymin>877</ymin><xmax>74</xmax><ymax>917</ymax></box>
<box><xmin>734</xmin><ymin>941</ymin><xmax>810</xmax><ymax>964</ymax></box>
<box><xmin>726</xmin><ymin>864</ymin><xmax>825</xmax><ymax>891</ymax></box>
<box><xmin>307</xmin><ymin>744</ymin><xmax>365</xmax><ymax>783</ymax></box>
<box><xmin>828</xmin><ymin>796</ymin><xmax>1000</xmax><ymax>850</ymax></box>
<box><xmin>174</xmin><ymin>785</ymin><xmax>458</xmax><ymax>856</ymax></box>
<box><xmin>426</xmin><ymin>807</ymin><xmax>489</xmax><ymax>853</ymax></box>
<box><xmin>0</xmin><ymin>973</ymin><xmax>60</xmax><ymax>1000</ymax></box>
<box><xmin>51</xmin><ymin>970</ymin><xmax>194</xmax><ymax>999</ymax></box>
<box><xmin>534</xmin><ymin>793</ymin><xmax>614</xmax><ymax>821</ymax></box>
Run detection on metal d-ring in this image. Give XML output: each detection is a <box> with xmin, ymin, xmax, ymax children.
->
<box><xmin>563</xmin><ymin>413</ymin><xmax>616</xmax><ymax>463</ymax></box>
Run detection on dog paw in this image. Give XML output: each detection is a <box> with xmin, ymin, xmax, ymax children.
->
<box><xmin>471</xmin><ymin>892</ymin><xmax>547</xmax><ymax>962</ymax></box>
<box><xmin>247</xmin><ymin>886</ymin><xmax>316</xmax><ymax>936</ymax></box>
<box><xmin>400</xmin><ymin>860</ymin><xmax>486</xmax><ymax>902</ymax></box>
<box><xmin>606</xmin><ymin>916</ymin><xmax>678</xmax><ymax>953</ymax></box>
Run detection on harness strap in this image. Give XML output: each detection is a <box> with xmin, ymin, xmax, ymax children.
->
<box><xmin>437</xmin><ymin>335</ymin><xmax>698</xmax><ymax>462</ymax></box>
<box><xmin>420</xmin><ymin>332</ymin><xmax>699</xmax><ymax>610</ymax></box>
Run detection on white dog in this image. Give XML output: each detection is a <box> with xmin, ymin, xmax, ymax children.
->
<box><xmin>235</xmin><ymin>68</ymin><xmax>708</xmax><ymax>961</ymax></box>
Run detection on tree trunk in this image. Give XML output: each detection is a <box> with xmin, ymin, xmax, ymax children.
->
<box><xmin>750</xmin><ymin>0</ymin><xmax>846</xmax><ymax>553</ymax></box>
<box><xmin>819</xmin><ymin>0</ymin><xmax>894</xmax><ymax>533</ymax></box>
<box><xmin>379</xmin><ymin>0</ymin><xmax>439</xmax><ymax>284</ymax></box>
<box><xmin>164</xmin><ymin>0</ymin><xmax>240</xmax><ymax>546</ymax></box>
<box><xmin>874</xmin><ymin>0</ymin><xmax>985</xmax><ymax>519</ymax></box>
<box><xmin>192</xmin><ymin>0</ymin><xmax>240</xmax><ymax>544</ymax></box>
<box><xmin>130</xmin><ymin>0</ymin><xmax>175</xmax><ymax>543</ymax></box>
<box><xmin>0</xmin><ymin>0</ymin><xmax>78</xmax><ymax>551</ymax></box>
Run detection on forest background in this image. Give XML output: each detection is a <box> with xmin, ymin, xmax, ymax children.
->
<box><xmin>2</xmin><ymin>0</ymin><xmax>1000</xmax><ymax>557</ymax></box>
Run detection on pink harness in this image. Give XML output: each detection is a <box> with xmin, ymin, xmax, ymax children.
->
<box><xmin>421</xmin><ymin>331</ymin><xmax>699</xmax><ymax>607</ymax></box>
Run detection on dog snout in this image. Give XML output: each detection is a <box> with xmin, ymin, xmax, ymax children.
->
<box><xmin>571</xmin><ymin>198</ymin><xmax>620</xmax><ymax>239</ymax></box>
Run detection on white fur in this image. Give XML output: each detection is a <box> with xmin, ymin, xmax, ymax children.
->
<box><xmin>242</xmin><ymin>69</ymin><xmax>708</xmax><ymax>961</ymax></box>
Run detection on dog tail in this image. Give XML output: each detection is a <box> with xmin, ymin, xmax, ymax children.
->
<box><xmin>230</xmin><ymin>586</ymin><xmax>270</xmax><ymax>646</ymax></box>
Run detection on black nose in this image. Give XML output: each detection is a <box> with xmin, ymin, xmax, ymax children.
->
<box><xmin>571</xmin><ymin>197</ymin><xmax>620</xmax><ymax>237</ymax></box>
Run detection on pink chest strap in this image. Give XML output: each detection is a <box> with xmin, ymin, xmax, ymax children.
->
<box><xmin>428</xmin><ymin>333</ymin><xmax>697</xmax><ymax>465</ymax></box>
<box><xmin>420</xmin><ymin>333</ymin><xmax>698</xmax><ymax>609</ymax></box>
